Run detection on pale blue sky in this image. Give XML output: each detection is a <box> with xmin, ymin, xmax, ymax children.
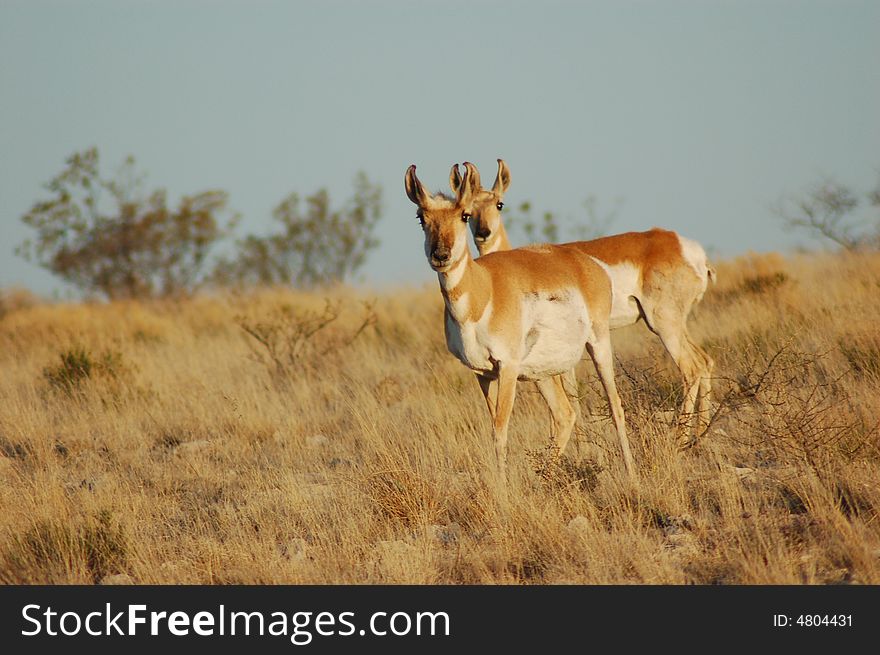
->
<box><xmin>1</xmin><ymin>0</ymin><xmax>878</xmax><ymax>296</ymax></box>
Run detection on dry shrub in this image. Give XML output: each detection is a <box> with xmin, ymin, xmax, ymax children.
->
<box><xmin>0</xmin><ymin>287</ymin><xmax>41</xmax><ymax>319</ymax></box>
<box><xmin>237</xmin><ymin>297</ymin><xmax>376</xmax><ymax>383</ymax></box>
<box><xmin>527</xmin><ymin>444</ymin><xmax>603</xmax><ymax>494</ymax></box>
<box><xmin>360</xmin><ymin>454</ymin><xmax>450</xmax><ymax>527</ymax></box>
<box><xmin>41</xmin><ymin>346</ymin><xmax>136</xmax><ymax>406</ymax></box>
<box><xmin>2</xmin><ymin>509</ymin><xmax>128</xmax><ymax>584</ymax></box>
<box><xmin>707</xmin><ymin>343</ymin><xmax>876</xmax><ymax>468</ymax></box>
<box><xmin>839</xmin><ymin>333</ymin><xmax>880</xmax><ymax>380</ymax></box>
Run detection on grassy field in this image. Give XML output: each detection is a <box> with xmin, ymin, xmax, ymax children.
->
<box><xmin>1</xmin><ymin>250</ymin><xmax>879</xmax><ymax>584</ymax></box>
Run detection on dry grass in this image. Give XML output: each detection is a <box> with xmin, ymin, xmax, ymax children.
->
<box><xmin>1</xmin><ymin>251</ymin><xmax>879</xmax><ymax>584</ymax></box>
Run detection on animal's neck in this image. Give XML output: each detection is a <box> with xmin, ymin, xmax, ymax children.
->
<box><xmin>481</xmin><ymin>223</ymin><xmax>512</xmax><ymax>255</ymax></box>
<box><xmin>438</xmin><ymin>248</ymin><xmax>484</xmax><ymax>323</ymax></box>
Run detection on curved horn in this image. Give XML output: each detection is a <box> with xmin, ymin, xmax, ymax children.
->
<box><xmin>461</xmin><ymin>161</ymin><xmax>482</xmax><ymax>195</ymax></box>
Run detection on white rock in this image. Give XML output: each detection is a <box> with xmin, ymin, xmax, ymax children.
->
<box><xmin>281</xmin><ymin>538</ymin><xmax>309</xmax><ymax>563</ymax></box>
<box><xmin>566</xmin><ymin>516</ymin><xmax>592</xmax><ymax>535</ymax></box>
<box><xmin>305</xmin><ymin>434</ymin><xmax>329</xmax><ymax>448</ymax></box>
<box><xmin>176</xmin><ymin>439</ymin><xmax>212</xmax><ymax>453</ymax></box>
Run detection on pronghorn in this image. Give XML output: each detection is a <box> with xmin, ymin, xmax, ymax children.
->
<box><xmin>452</xmin><ymin>159</ymin><xmax>715</xmax><ymax>447</ymax></box>
<box><xmin>405</xmin><ymin>162</ymin><xmax>633</xmax><ymax>479</ymax></box>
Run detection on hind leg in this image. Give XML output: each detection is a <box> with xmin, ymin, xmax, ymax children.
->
<box><xmin>686</xmin><ymin>336</ymin><xmax>714</xmax><ymax>437</ymax></box>
<box><xmin>586</xmin><ymin>331</ymin><xmax>634</xmax><ymax>478</ymax></box>
<box><xmin>535</xmin><ymin>374</ymin><xmax>578</xmax><ymax>456</ymax></box>
<box><xmin>637</xmin><ymin>267</ymin><xmax>714</xmax><ymax>447</ymax></box>
<box><xmin>647</xmin><ymin>317</ymin><xmax>706</xmax><ymax>448</ymax></box>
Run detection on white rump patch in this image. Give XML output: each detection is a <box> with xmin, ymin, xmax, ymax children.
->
<box><xmin>588</xmin><ymin>256</ymin><xmax>642</xmax><ymax>329</ymax></box>
<box><xmin>677</xmin><ymin>235</ymin><xmax>712</xmax><ymax>293</ymax></box>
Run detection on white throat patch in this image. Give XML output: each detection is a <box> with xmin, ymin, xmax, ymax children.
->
<box><xmin>440</xmin><ymin>255</ymin><xmax>467</xmax><ymax>291</ymax></box>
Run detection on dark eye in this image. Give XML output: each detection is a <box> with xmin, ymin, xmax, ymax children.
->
<box><xmin>461</xmin><ymin>212</ymin><xmax>471</xmax><ymax>222</ymax></box>
<box><xmin>496</xmin><ymin>202</ymin><xmax>504</xmax><ymax>210</ymax></box>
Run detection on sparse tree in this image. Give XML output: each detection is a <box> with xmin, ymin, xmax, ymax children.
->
<box><xmin>776</xmin><ymin>175</ymin><xmax>880</xmax><ymax>251</ymax></box>
<box><xmin>215</xmin><ymin>172</ymin><xmax>382</xmax><ymax>289</ymax></box>
<box><xmin>17</xmin><ymin>148</ymin><xmax>238</xmax><ymax>299</ymax></box>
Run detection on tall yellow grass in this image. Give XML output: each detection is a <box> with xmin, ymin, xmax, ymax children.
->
<box><xmin>1</xmin><ymin>251</ymin><xmax>878</xmax><ymax>584</ymax></box>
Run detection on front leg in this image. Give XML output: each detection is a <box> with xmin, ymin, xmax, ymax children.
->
<box><xmin>492</xmin><ymin>362</ymin><xmax>520</xmax><ymax>478</ymax></box>
<box><xmin>476</xmin><ymin>374</ymin><xmax>497</xmax><ymax>421</ymax></box>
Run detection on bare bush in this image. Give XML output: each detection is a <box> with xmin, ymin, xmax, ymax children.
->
<box><xmin>776</xmin><ymin>175</ymin><xmax>880</xmax><ymax>251</ymax></box>
<box><xmin>237</xmin><ymin>298</ymin><xmax>377</xmax><ymax>383</ymax></box>
<box><xmin>705</xmin><ymin>342</ymin><xmax>877</xmax><ymax>469</ymax></box>
<box><xmin>215</xmin><ymin>172</ymin><xmax>382</xmax><ymax>289</ymax></box>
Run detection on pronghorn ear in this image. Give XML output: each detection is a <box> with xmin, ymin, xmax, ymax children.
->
<box><xmin>405</xmin><ymin>165</ymin><xmax>430</xmax><ymax>207</ymax></box>
<box><xmin>449</xmin><ymin>164</ymin><xmax>462</xmax><ymax>195</ymax></box>
<box><xmin>492</xmin><ymin>159</ymin><xmax>511</xmax><ymax>195</ymax></box>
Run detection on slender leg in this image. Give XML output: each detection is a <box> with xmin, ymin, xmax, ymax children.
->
<box><xmin>656</xmin><ymin>328</ymin><xmax>703</xmax><ymax>448</ymax></box>
<box><xmin>586</xmin><ymin>334</ymin><xmax>634</xmax><ymax>478</ymax></box>
<box><xmin>561</xmin><ymin>366</ymin><xmax>608</xmax><ymax>466</ymax></box>
<box><xmin>641</xmin><ymin>301</ymin><xmax>706</xmax><ymax>448</ymax></box>
<box><xmin>687</xmin><ymin>336</ymin><xmax>714</xmax><ymax>437</ymax></box>
<box><xmin>492</xmin><ymin>363</ymin><xmax>520</xmax><ymax>479</ymax></box>
<box><xmin>534</xmin><ymin>374</ymin><xmax>577</xmax><ymax>456</ymax></box>
<box><xmin>639</xmin><ymin>283</ymin><xmax>713</xmax><ymax>447</ymax></box>
<box><xmin>476</xmin><ymin>373</ymin><xmax>497</xmax><ymax>421</ymax></box>
<box><xmin>560</xmin><ymin>368</ymin><xmax>582</xmax><ymax>427</ymax></box>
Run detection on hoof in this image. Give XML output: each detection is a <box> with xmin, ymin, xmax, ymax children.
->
<box><xmin>675</xmin><ymin>425</ymin><xmax>697</xmax><ymax>450</ymax></box>
<box><xmin>678</xmin><ymin>435</ymin><xmax>698</xmax><ymax>451</ymax></box>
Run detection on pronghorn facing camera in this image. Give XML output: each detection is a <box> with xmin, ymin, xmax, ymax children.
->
<box><xmin>406</xmin><ymin>162</ymin><xmax>633</xmax><ymax>479</ymax></box>
<box><xmin>454</xmin><ymin>160</ymin><xmax>715</xmax><ymax>447</ymax></box>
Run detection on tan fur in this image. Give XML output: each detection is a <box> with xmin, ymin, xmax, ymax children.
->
<box><xmin>407</xmin><ymin>163</ymin><xmax>634</xmax><ymax>479</ymax></box>
<box><xmin>464</xmin><ymin>160</ymin><xmax>715</xmax><ymax>446</ymax></box>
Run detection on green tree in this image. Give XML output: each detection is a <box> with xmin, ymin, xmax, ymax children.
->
<box><xmin>17</xmin><ymin>148</ymin><xmax>238</xmax><ymax>299</ymax></box>
<box><xmin>215</xmin><ymin>172</ymin><xmax>382</xmax><ymax>288</ymax></box>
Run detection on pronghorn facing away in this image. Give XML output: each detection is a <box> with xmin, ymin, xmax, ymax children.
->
<box><xmin>405</xmin><ymin>162</ymin><xmax>634</xmax><ymax>478</ymax></box>
<box><xmin>453</xmin><ymin>160</ymin><xmax>715</xmax><ymax>447</ymax></box>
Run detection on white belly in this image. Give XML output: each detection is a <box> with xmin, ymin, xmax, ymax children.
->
<box><xmin>444</xmin><ymin>289</ymin><xmax>595</xmax><ymax>381</ymax></box>
<box><xmin>517</xmin><ymin>290</ymin><xmax>592</xmax><ymax>380</ymax></box>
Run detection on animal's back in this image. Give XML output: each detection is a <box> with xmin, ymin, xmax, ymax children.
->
<box><xmin>566</xmin><ymin>228</ymin><xmax>681</xmax><ymax>273</ymax></box>
<box><xmin>473</xmin><ymin>245</ymin><xmax>613</xmax><ymax>379</ymax></box>
<box><xmin>476</xmin><ymin>243</ymin><xmax>613</xmax><ymax>322</ymax></box>
<box><xmin>567</xmin><ymin>228</ymin><xmax>713</xmax><ymax>303</ymax></box>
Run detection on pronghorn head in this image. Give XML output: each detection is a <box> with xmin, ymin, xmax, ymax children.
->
<box><xmin>405</xmin><ymin>163</ymin><xmax>476</xmax><ymax>273</ymax></box>
<box><xmin>450</xmin><ymin>159</ymin><xmax>511</xmax><ymax>255</ymax></box>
